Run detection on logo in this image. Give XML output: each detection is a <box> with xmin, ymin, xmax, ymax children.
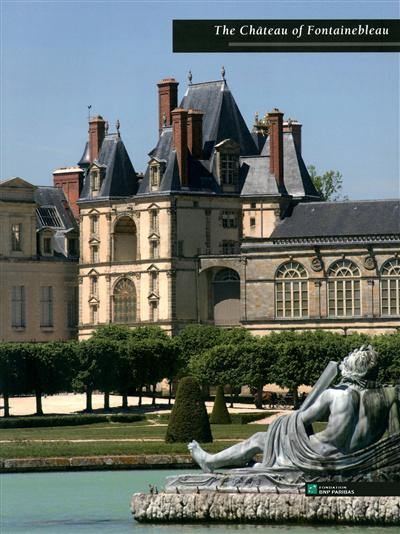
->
<box><xmin>306</xmin><ymin>483</ymin><xmax>319</xmax><ymax>495</ymax></box>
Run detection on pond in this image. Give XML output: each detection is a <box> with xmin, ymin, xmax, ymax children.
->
<box><xmin>1</xmin><ymin>470</ymin><xmax>397</xmax><ymax>533</ymax></box>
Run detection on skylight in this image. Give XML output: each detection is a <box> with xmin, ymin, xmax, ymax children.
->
<box><xmin>36</xmin><ymin>206</ymin><xmax>64</xmax><ymax>228</ymax></box>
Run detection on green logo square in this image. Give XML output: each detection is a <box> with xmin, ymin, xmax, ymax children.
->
<box><xmin>306</xmin><ymin>483</ymin><xmax>318</xmax><ymax>495</ymax></box>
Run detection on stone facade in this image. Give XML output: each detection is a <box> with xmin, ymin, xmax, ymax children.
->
<box><xmin>0</xmin><ymin>178</ymin><xmax>78</xmax><ymax>342</ymax></box>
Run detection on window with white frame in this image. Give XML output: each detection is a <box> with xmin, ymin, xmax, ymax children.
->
<box><xmin>222</xmin><ymin>211</ymin><xmax>238</xmax><ymax>228</ymax></box>
<box><xmin>381</xmin><ymin>258</ymin><xmax>400</xmax><ymax>316</ymax></box>
<box><xmin>328</xmin><ymin>259</ymin><xmax>361</xmax><ymax>317</ymax></box>
<box><xmin>275</xmin><ymin>261</ymin><xmax>308</xmax><ymax>318</ymax></box>
<box><xmin>11</xmin><ymin>223</ymin><xmax>22</xmax><ymax>252</ymax></box>
<box><xmin>12</xmin><ymin>286</ymin><xmax>25</xmax><ymax>327</ymax></box>
<box><xmin>40</xmin><ymin>286</ymin><xmax>53</xmax><ymax>327</ymax></box>
<box><xmin>220</xmin><ymin>154</ymin><xmax>238</xmax><ymax>185</ymax></box>
<box><xmin>150</xmin><ymin>271</ymin><xmax>158</xmax><ymax>293</ymax></box>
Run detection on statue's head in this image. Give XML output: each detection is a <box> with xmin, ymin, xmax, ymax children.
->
<box><xmin>339</xmin><ymin>345</ymin><xmax>379</xmax><ymax>382</ymax></box>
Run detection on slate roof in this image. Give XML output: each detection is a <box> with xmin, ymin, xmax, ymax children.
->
<box><xmin>78</xmin><ymin>141</ymin><xmax>90</xmax><ymax>168</ymax></box>
<box><xmin>240</xmin><ymin>156</ymin><xmax>288</xmax><ymax>197</ymax></box>
<box><xmin>271</xmin><ymin>200</ymin><xmax>400</xmax><ymax>239</ymax></box>
<box><xmin>34</xmin><ymin>187</ymin><xmax>77</xmax><ymax>231</ymax></box>
<box><xmin>180</xmin><ymin>80</ymin><xmax>258</xmax><ymax>159</ymax></box>
<box><xmin>259</xmin><ymin>133</ymin><xmax>320</xmax><ymax>200</ymax></box>
<box><xmin>79</xmin><ymin>134</ymin><xmax>138</xmax><ymax>200</ymax></box>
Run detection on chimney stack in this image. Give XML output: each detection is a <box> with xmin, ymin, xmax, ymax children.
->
<box><xmin>157</xmin><ymin>78</ymin><xmax>179</xmax><ymax>135</ymax></box>
<box><xmin>171</xmin><ymin>108</ymin><xmax>188</xmax><ymax>187</ymax></box>
<box><xmin>187</xmin><ymin>109</ymin><xmax>204</xmax><ymax>159</ymax></box>
<box><xmin>283</xmin><ymin>119</ymin><xmax>302</xmax><ymax>154</ymax></box>
<box><xmin>89</xmin><ymin>115</ymin><xmax>106</xmax><ymax>163</ymax></box>
<box><xmin>53</xmin><ymin>167</ymin><xmax>84</xmax><ymax>220</ymax></box>
<box><xmin>268</xmin><ymin>109</ymin><xmax>284</xmax><ymax>187</ymax></box>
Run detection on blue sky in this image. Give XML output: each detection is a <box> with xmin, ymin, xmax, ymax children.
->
<box><xmin>1</xmin><ymin>0</ymin><xmax>399</xmax><ymax>199</ymax></box>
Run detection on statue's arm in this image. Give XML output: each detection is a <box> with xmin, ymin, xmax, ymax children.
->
<box><xmin>300</xmin><ymin>390</ymin><xmax>331</xmax><ymax>426</ymax></box>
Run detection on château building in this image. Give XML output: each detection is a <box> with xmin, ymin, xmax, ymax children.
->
<box><xmin>70</xmin><ymin>73</ymin><xmax>400</xmax><ymax>339</ymax></box>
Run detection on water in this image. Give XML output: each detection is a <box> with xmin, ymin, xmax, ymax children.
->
<box><xmin>1</xmin><ymin>470</ymin><xmax>397</xmax><ymax>533</ymax></box>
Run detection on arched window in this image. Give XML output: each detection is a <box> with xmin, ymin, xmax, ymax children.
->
<box><xmin>212</xmin><ymin>268</ymin><xmax>240</xmax><ymax>325</ymax></box>
<box><xmin>381</xmin><ymin>258</ymin><xmax>400</xmax><ymax>316</ymax></box>
<box><xmin>275</xmin><ymin>261</ymin><xmax>308</xmax><ymax>318</ymax></box>
<box><xmin>328</xmin><ymin>259</ymin><xmax>360</xmax><ymax>317</ymax></box>
<box><xmin>214</xmin><ymin>269</ymin><xmax>240</xmax><ymax>282</ymax></box>
<box><xmin>114</xmin><ymin>217</ymin><xmax>137</xmax><ymax>262</ymax></box>
<box><xmin>113</xmin><ymin>278</ymin><xmax>136</xmax><ymax>324</ymax></box>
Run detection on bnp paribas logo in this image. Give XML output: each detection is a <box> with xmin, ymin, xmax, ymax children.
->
<box><xmin>306</xmin><ymin>483</ymin><xmax>319</xmax><ymax>495</ymax></box>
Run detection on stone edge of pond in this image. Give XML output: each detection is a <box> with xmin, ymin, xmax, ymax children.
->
<box><xmin>131</xmin><ymin>492</ymin><xmax>400</xmax><ymax>525</ymax></box>
<box><xmin>0</xmin><ymin>454</ymin><xmax>197</xmax><ymax>473</ymax></box>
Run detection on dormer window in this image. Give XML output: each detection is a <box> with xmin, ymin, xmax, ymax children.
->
<box><xmin>220</xmin><ymin>154</ymin><xmax>238</xmax><ymax>185</ymax></box>
<box><xmin>43</xmin><ymin>237</ymin><xmax>52</xmax><ymax>254</ymax></box>
<box><xmin>91</xmin><ymin>170</ymin><xmax>100</xmax><ymax>192</ymax></box>
<box><xmin>149</xmin><ymin>161</ymin><xmax>164</xmax><ymax>191</ymax></box>
<box><xmin>214</xmin><ymin>139</ymin><xmax>240</xmax><ymax>190</ymax></box>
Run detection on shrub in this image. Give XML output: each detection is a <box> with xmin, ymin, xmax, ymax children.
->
<box><xmin>165</xmin><ymin>376</ymin><xmax>212</xmax><ymax>443</ymax></box>
<box><xmin>210</xmin><ymin>385</ymin><xmax>231</xmax><ymax>424</ymax></box>
<box><xmin>230</xmin><ymin>413</ymin><xmax>269</xmax><ymax>425</ymax></box>
<box><xmin>0</xmin><ymin>413</ymin><xmax>144</xmax><ymax>428</ymax></box>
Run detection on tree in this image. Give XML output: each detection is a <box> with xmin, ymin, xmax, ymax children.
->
<box><xmin>210</xmin><ymin>385</ymin><xmax>231</xmax><ymax>424</ymax></box>
<box><xmin>0</xmin><ymin>343</ymin><xmax>27</xmax><ymax>417</ymax></box>
<box><xmin>308</xmin><ymin>165</ymin><xmax>347</xmax><ymax>201</ymax></box>
<box><xmin>165</xmin><ymin>376</ymin><xmax>212</xmax><ymax>443</ymax></box>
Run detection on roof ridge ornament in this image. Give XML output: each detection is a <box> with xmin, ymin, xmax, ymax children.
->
<box><xmin>105</xmin><ymin>121</ymin><xmax>109</xmax><ymax>134</ymax></box>
<box><xmin>221</xmin><ymin>65</ymin><xmax>226</xmax><ymax>80</ymax></box>
<box><xmin>188</xmin><ymin>70</ymin><xmax>193</xmax><ymax>84</ymax></box>
<box><xmin>116</xmin><ymin>119</ymin><xmax>120</xmax><ymax>138</ymax></box>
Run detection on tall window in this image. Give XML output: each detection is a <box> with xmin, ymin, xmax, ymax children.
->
<box><xmin>67</xmin><ymin>286</ymin><xmax>78</xmax><ymax>328</ymax></box>
<box><xmin>90</xmin><ymin>215</ymin><xmax>99</xmax><ymax>234</ymax></box>
<box><xmin>149</xmin><ymin>301</ymin><xmax>158</xmax><ymax>322</ymax></box>
<box><xmin>91</xmin><ymin>245</ymin><xmax>99</xmax><ymax>263</ymax></box>
<box><xmin>150</xmin><ymin>164</ymin><xmax>161</xmax><ymax>190</ymax></box>
<box><xmin>12</xmin><ymin>286</ymin><xmax>25</xmax><ymax>327</ymax></box>
<box><xmin>90</xmin><ymin>275</ymin><xmax>98</xmax><ymax>296</ymax></box>
<box><xmin>40</xmin><ymin>286</ymin><xmax>53</xmax><ymax>327</ymax></box>
<box><xmin>150</xmin><ymin>239</ymin><xmax>159</xmax><ymax>259</ymax></box>
<box><xmin>11</xmin><ymin>224</ymin><xmax>22</xmax><ymax>251</ymax></box>
<box><xmin>91</xmin><ymin>170</ymin><xmax>100</xmax><ymax>192</ymax></box>
<box><xmin>381</xmin><ymin>258</ymin><xmax>400</xmax><ymax>316</ymax></box>
<box><xmin>150</xmin><ymin>271</ymin><xmax>158</xmax><ymax>293</ymax></box>
<box><xmin>276</xmin><ymin>261</ymin><xmax>308</xmax><ymax>318</ymax></box>
<box><xmin>328</xmin><ymin>260</ymin><xmax>360</xmax><ymax>317</ymax></box>
<box><xmin>222</xmin><ymin>211</ymin><xmax>238</xmax><ymax>228</ymax></box>
<box><xmin>90</xmin><ymin>305</ymin><xmax>98</xmax><ymax>325</ymax></box>
<box><xmin>150</xmin><ymin>210</ymin><xmax>158</xmax><ymax>232</ymax></box>
<box><xmin>113</xmin><ymin>278</ymin><xmax>136</xmax><ymax>323</ymax></box>
<box><xmin>43</xmin><ymin>237</ymin><xmax>52</xmax><ymax>254</ymax></box>
<box><xmin>220</xmin><ymin>154</ymin><xmax>238</xmax><ymax>185</ymax></box>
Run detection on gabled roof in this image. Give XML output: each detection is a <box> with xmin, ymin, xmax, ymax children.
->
<box><xmin>79</xmin><ymin>134</ymin><xmax>138</xmax><ymax>200</ymax></box>
<box><xmin>180</xmin><ymin>80</ymin><xmax>258</xmax><ymax>158</ymax></box>
<box><xmin>0</xmin><ymin>177</ymin><xmax>37</xmax><ymax>190</ymax></box>
<box><xmin>271</xmin><ymin>200</ymin><xmax>400</xmax><ymax>239</ymax></box>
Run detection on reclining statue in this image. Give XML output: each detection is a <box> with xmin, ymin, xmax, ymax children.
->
<box><xmin>189</xmin><ymin>346</ymin><xmax>400</xmax><ymax>478</ymax></box>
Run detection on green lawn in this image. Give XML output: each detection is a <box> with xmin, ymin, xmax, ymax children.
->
<box><xmin>0</xmin><ymin>419</ymin><xmax>327</xmax><ymax>459</ymax></box>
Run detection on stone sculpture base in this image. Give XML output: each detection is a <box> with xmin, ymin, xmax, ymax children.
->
<box><xmin>131</xmin><ymin>492</ymin><xmax>400</xmax><ymax>524</ymax></box>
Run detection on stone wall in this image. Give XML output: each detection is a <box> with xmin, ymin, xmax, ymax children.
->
<box><xmin>131</xmin><ymin>492</ymin><xmax>400</xmax><ymax>525</ymax></box>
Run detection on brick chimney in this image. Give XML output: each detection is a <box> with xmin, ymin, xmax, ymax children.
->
<box><xmin>53</xmin><ymin>167</ymin><xmax>84</xmax><ymax>219</ymax></box>
<box><xmin>171</xmin><ymin>108</ymin><xmax>188</xmax><ymax>186</ymax></box>
<box><xmin>283</xmin><ymin>119</ymin><xmax>302</xmax><ymax>154</ymax></box>
<box><xmin>187</xmin><ymin>109</ymin><xmax>204</xmax><ymax>159</ymax></box>
<box><xmin>268</xmin><ymin>109</ymin><xmax>284</xmax><ymax>187</ymax></box>
<box><xmin>89</xmin><ymin>115</ymin><xmax>106</xmax><ymax>163</ymax></box>
<box><xmin>157</xmin><ymin>78</ymin><xmax>179</xmax><ymax>135</ymax></box>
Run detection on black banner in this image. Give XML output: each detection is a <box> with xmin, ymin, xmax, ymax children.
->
<box><xmin>173</xmin><ymin>19</ymin><xmax>400</xmax><ymax>53</ymax></box>
<box><xmin>306</xmin><ymin>482</ymin><xmax>400</xmax><ymax>497</ymax></box>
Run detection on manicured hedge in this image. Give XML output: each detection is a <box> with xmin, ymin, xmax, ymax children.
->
<box><xmin>230</xmin><ymin>413</ymin><xmax>270</xmax><ymax>425</ymax></box>
<box><xmin>0</xmin><ymin>413</ymin><xmax>144</xmax><ymax>428</ymax></box>
<box><xmin>210</xmin><ymin>385</ymin><xmax>231</xmax><ymax>424</ymax></box>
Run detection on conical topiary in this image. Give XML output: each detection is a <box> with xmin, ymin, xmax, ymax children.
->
<box><xmin>210</xmin><ymin>385</ymin><xmax>232</xmax><ymax>424</ymax></box>
<box><xmin>165</xmin><ymin>376</ymin><xmax>212</xmax><ymax>443</ymax></box>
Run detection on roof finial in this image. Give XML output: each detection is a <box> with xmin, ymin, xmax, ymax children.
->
<box><xmin>162</xmin><ymin>112</ymin><xmax>167</xmax><ymax>127</ymax></box>
<box><xmin>254</xmin><ymin>111</ymin><xmax>259</xmax><ymax>123</ymax></box>
<box><xmin>221</xmin><ymin>66</ymin><xmax>225</xmax><ymax>80</ymax></box>
<box><xmin>116</xmin><ymin>119</ymin><xmax>120</xmax><ymax>137</ymax></box>
<box><xmin>105</xmin><ymin>121</ymin><xmax>109</xmax><ymax>134</ymax></box>
<box><xmin>87</xmin><ymin>105</ymin><xmax>92</xmax><ymax>121</ymax></box>
<box><xmin>188</xmin><ymin>70</ymin><xmax>193</xmax><ymax>84</ymax></box>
